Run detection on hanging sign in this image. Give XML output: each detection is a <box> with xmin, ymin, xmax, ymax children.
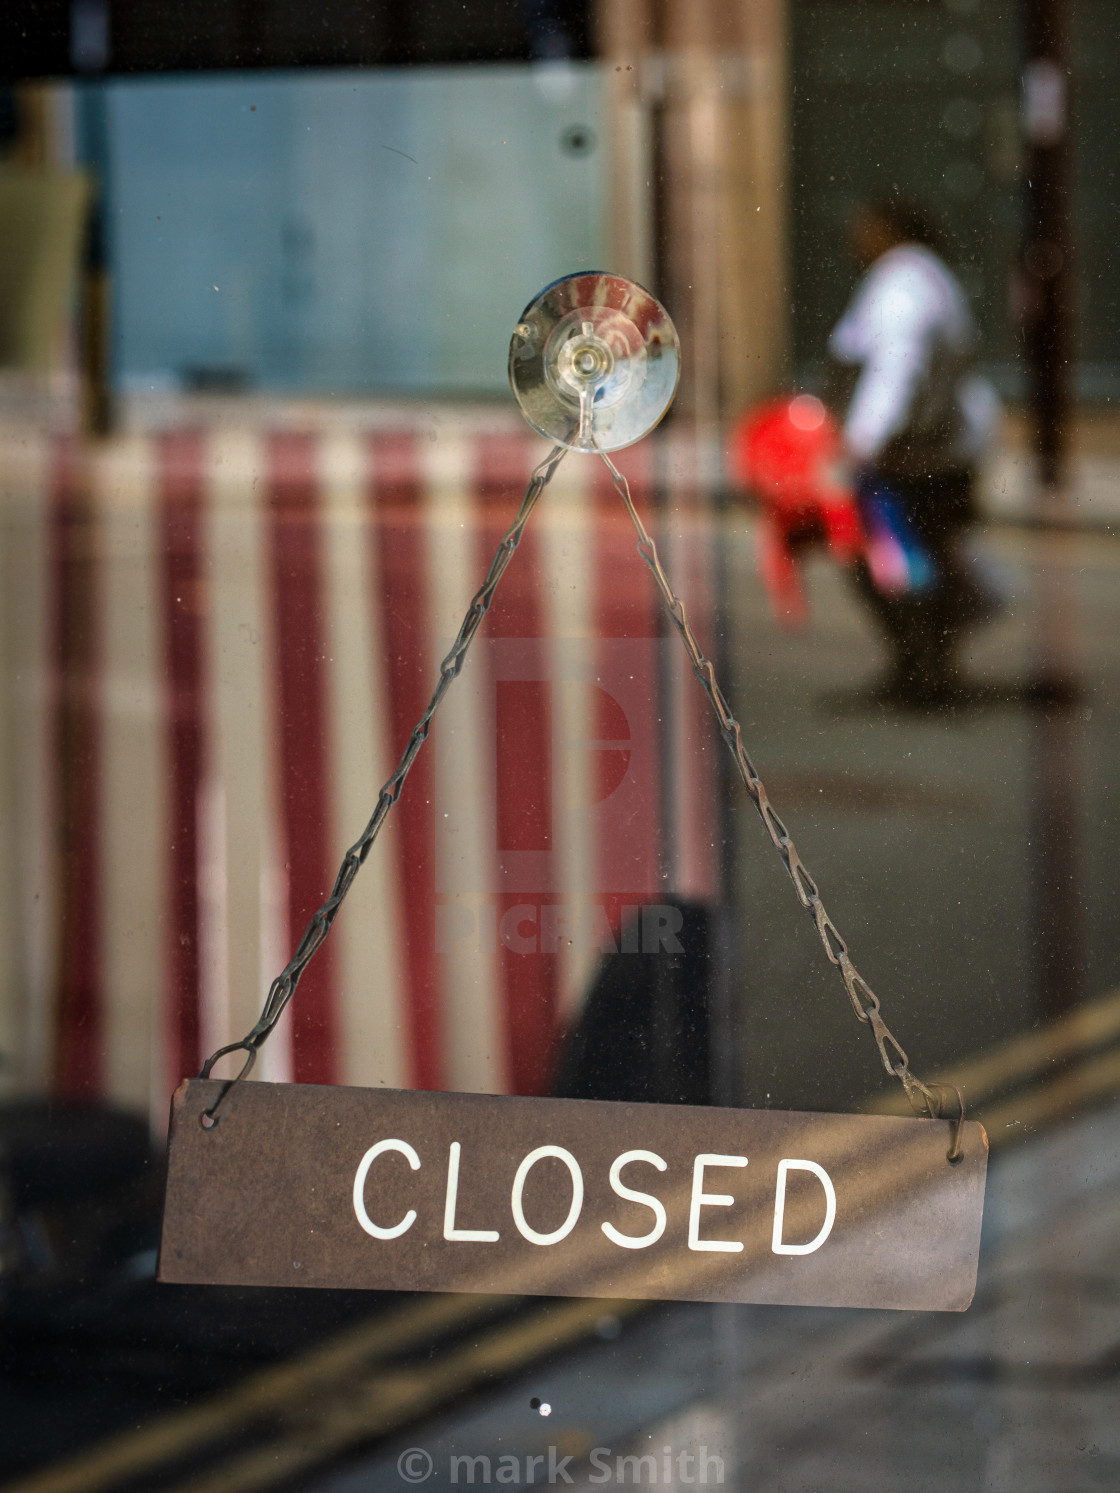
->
<box><xmin>159</xmin><ymin>1080</ymin><xmax>987</xmax><ymax>1312</ymax></box>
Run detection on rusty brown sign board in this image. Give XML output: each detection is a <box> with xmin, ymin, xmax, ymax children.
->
<box><xmin>159</xmin><ymin>1079</ymin><xmax>988</xmax><ymax>1312</ymax></box>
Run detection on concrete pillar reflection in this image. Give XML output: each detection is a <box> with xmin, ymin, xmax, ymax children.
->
<box><xmin>596</xmin><ymin>0</ymin><xmax>790</xmax><ymax>427</ymax></box>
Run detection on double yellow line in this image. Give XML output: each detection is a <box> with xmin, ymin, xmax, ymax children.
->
<box><xmin>10</xmin><ymin>987</ymin><xmax>1120</xmax><ymax>1493</ymax></box>
<box><xmin>865</xmin><ymin>986</ymin><xmax>1120</xmax><ymax>1143</ymax></box>
<box><xmin>6</xmin><ymin>1292</ymin><xmax>647</xmax><ymax>1493</ymax></box>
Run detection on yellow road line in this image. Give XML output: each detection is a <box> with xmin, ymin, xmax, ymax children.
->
<box><xmin>164</xmin><ymin>1297</ymin><xmax>646</xmax><ymax>1493</ymax></box>
<box><xmin>866</xmin><ymin>986</ymin><xmax>1120</xmax><ymax>1118</ymax></box>
<box><xmin>981</xmin><ymin>1045</ymin><xmax>1120</xmax><ymax>1141</ymax></box>
<box><xmin>2</xmin><ymin>1293</ymin><xmax>505</xmax><ymax>1493</ymax></box>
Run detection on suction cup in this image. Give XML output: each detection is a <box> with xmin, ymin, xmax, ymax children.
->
<box><xmin>509</xmin><ymin>273</ymin><xmax>680</xmax><ymax>453</ymax></box>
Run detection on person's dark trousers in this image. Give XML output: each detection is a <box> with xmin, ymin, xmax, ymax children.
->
<box><xmin>850</xmin><ymin>468</ymin><xmax>984</xmax><ymax>700</ymax></box>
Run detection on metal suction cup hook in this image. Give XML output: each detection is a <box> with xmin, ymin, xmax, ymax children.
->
<box><xmin>509</xmin><ymin>272</ymin><xmax>680</xmax><ymax>452</ymax></box>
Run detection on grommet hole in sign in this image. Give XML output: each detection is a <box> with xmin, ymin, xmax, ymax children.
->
<box><xmin>158</xmin><ymin>272</ymin><xmax>987</xmax><ymax>1313</ymax></box>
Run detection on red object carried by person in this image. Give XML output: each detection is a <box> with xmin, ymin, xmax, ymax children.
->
<box><xmin>728</xmin><ymin>394</ymin><xmax>862</xmax><ymax>626</ymax></box>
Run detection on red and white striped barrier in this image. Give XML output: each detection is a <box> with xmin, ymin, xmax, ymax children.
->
<box><xmin>0</xmin><ymin>409</ymin><xmax>719</xmax><ymax>1128</ymax></box>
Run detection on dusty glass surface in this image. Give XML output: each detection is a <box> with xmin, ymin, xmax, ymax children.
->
<box><xmin>0</xmin><ymin>0</ymin><xmax>1118</xmax><ymax>1488</ymax></box>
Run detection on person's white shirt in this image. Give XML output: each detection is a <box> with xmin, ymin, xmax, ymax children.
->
<box><xmin>829</xmin><ymin>242</ymin><xmax>998</xmax><ymax>468</ymax></box>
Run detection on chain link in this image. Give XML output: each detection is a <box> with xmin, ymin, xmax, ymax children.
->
<box><xmin>199</xmin><ymin>443</ymin><xmax>567</xmax><ymax>1119</ymax></box>
<box><xmin>200</xmin><ymin>437</ymin><xmax>960</xmax><ymax>1146</ymax></box>
<box><xmin>595</xmin><ymin>446</ymin><xmax>952</xmax><ymax>1125</ymax></box>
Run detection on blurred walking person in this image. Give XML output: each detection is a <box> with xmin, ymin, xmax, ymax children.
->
<box><xmin>830</xmin><ymin>197</ymin><xmax>1000</xmax><ymax>704</ymax></box>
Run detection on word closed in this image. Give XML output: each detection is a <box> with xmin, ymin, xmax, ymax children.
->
<box><xmin>160</xmin><ymin>1081</ymin><xmax>987</xmax><ymax>1311</ymax></box>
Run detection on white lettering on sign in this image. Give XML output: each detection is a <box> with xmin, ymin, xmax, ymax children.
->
<box><xmin>601</xmin><ymin>1149</ymin><xmax>668</xmax><ymax>1249</ymax></box>
<box><xmin>444</xmin><ymin>1141</ymin><xmax>500</xmax><ymax>1243</ymax></box>
<box><xmin>771</xmin><ymin>1158</ymin><xmax>837</xmax><ymax>1255</ymax></box>
<box><xmin>511</xmin><ymin>1145</ymin><xmax>585</xmax><ymax>1246</ymax></box>
<box><xmin>352</xmin><ymin>1138</ymin><xmax>421</xmax><ymax>1239</ymax></box>
<box><xmin>688</xmin><ymin>1154</ymin><xmax>748</xmax><ymax>1253</ymax></box>
<box><xmin>349</xmin><ymin>1141</ymin><xmax>840</xmax><ymax>1258</ymax></box>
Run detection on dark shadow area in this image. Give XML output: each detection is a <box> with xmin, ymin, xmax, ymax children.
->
<box><xmin>0</xmin><ymin>1100</ymin><xmax>408</xmax><ymax>1481</ymax></box>
<box><xmin>821</xmin><ymin>676</ymin><xmax>1087</xmax><ymax>717</ymax></box>
<box><xmin>553</xmin><ymin>899</ymin><xmax>716</xmax><ymax>1107</ymax></box>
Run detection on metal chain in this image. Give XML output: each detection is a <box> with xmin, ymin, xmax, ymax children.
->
<box><xmin>198</xmin><ymin>443</ymin><xmax>567</xmax><ymax>1121</ymax></box>
<box><xmin>595</xmin><ymin>446</ymin><xmax>958</xmax><ymax>1132</ymax></box>
<box><xmin>199</xmin><ymin>434</ymin><xmax>962</xmax><ymax>1153</ymax></box>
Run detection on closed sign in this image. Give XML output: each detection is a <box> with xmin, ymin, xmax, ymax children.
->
<box><xmin>159</xmin><ymin>1080</ymin><xmax>987</xmax><ymax>1312</ymax></box>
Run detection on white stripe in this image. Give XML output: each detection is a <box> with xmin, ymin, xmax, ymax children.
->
<box><xmin>426</xmin><ymin>432</ymin><xmax>506</xmax><ymax>1094</ymax></box>
<box><xmin>661</xmin><ymin>506</ymin><xmax>692</xmax><ymax>895</ymax></box>
<box><xmin>537</xmin><ymin>448</ymin><xmax>599</xmax><ymax>1018</ymax></box>
<box><xmin>0</xmin><ymin>466</ymin><xmax>15</xmax><ymax>1095</ymax></box>
<box><xmin>95</xmin><ymin>435</ymin><xmax>169</xmax><ymax>1120</ymax></box>
<box><xmin>669</xmin><ymin>495</ymin><xmax>719</xmax><ymax>902</ymax></box>
<box><xmin>256</xmin><ymin>823</ymin><xmax>291</xmax><ymax>1084</ymax></box>
<box><xmin>205</xmin><ymin>429</ymin><xmax>291</xmax><ymax>1084</ymax></box>
<box><xmin>0</xmin><ymin>432</ymin><xmax>56</xmax><ymax>1094</ymax></box>
<box><xmin>320</xmin><ymin>429</ymin><xmax>408</xmax><ymax>1089</ymax></box>
<box><xmin>197</xmin><ymin>775</ymin><xmax>231</xmax><ymax>1075</ymax></box>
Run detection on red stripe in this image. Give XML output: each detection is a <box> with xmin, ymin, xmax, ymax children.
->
<box><xmin>49</xmin><ymin>437</ymin><xmax>102</xmax><ymax>1098</ymax></box>
<box><xmin>157</xmin><ymin>430</ymin><xmax>207</xmax><ymax>1081</ymax></box>
<box><xmin>494</xmin><ymin>681</ymin><xmax>552</xmax><ymax>853</ymax></box>
<box><xmin>476</xmin><ymin>434</ymin><xmax>558</xmax><ymax>1097</ymax></box>
<box><xmin>592</xmin><ymin>445</ymin><xmax>662</xmax><ymax>937</ymax></box>
<box><xmin>265</xmin><ymin>432</ymin><xmax>337</xmax><ymax>1085</ymax></box>
<box><xmin>670</xmin><ymin>476</ymin><xmax>720</xmax><ymax>901</ymax></box>
<box><xmin>367</xmin><ymin>432</ymin><xmax>443</xmax><ymax>1092</ymax></box>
